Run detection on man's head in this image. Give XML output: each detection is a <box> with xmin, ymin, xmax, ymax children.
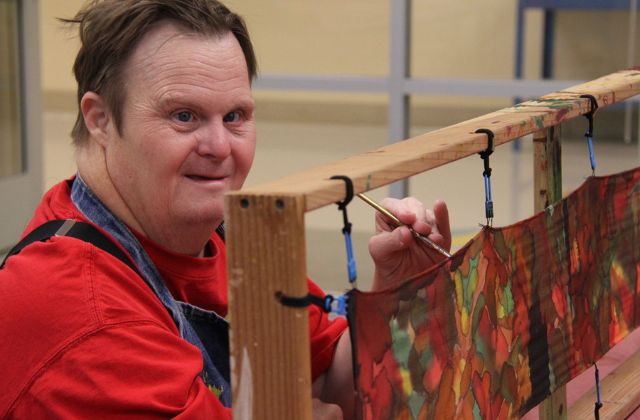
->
<box><xmin>66</xmin><ymin>0</ymin><xmax>257</xmax><ymax>147</ymax></box>
<box><xmin>73</xmin><ymin>1</ymin><xmax>257</xmax><ymax>254</ymax></box>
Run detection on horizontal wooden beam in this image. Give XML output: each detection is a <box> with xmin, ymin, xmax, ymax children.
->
<box><xmin>230</xmin><ymin>68</ymin><xmax>640</xmax><ymax>212</ymax></box>
<box><xmin>568</xmin><ymin>350</ymin><xmax>640</xmax><ymax>419</ymax></box>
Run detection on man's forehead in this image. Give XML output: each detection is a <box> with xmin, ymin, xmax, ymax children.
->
<box><xmin>131</xmin><ymin>20</ymin><xmax>226</xmax><ymax>62</ymax></box>
<box><xmin>122</xmin><ymin>21</ymin><xmax>247</xmax><ymax>86</ymax></box>
<box><xmin>118</xmin><ymin>20</ymin><xmax>250</xmax><ymax>103</ymax></box>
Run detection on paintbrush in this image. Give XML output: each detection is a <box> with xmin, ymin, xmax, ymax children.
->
<box><xmin>357</xmin><ymin>193</ymin><xmax>452</xmax><ymax>258</ymax></box>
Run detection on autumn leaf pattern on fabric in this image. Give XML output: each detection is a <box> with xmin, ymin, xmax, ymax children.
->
<box><xmin>349</xmin><ymin>167</ymin><xmax>640</xmax><ymax>420</ymax></box>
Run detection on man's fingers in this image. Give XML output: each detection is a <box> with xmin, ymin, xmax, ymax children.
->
<box><xmin>374</xmin><ymin>198</ymin><xmax>451</xmax><ymax>253</ymax></box>
<box><xmin>369</xmin><ymin>227</ymin><xmax>412</xmax><ymax>260</ymax></box>
<box><xmin>379</xmin><ymin>197</ymin><xmax>421</xmax><ymax>225</ymax></box>
<box><xmin>378</xmin><ymin>197</ymin><xmax>430</xmax><ymax>231</ymax></box>
<box><xmin>432</xmin><ymin>199</ymin><xmax>451</xmax><ymax>250</ymax></box>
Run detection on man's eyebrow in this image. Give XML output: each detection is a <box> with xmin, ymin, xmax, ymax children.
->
<box><xmin>233</xmin><ymin>97</ymin><xmax>255</xmax><ymax>109</ymax></box>
<box><xmin>156</xmin><ymin>92</ymin><xmax>189</xmax><ymax>105</ymax></box>
<box><xmin>156</xmin><ymin>93</ymin><xmax>255</xmax><ymax>112</ymax></box>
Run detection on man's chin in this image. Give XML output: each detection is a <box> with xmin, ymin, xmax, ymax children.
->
<box><xmin>175</xmin><ymin>205</ymin><xmax>224</xmax><ymax>229</ymax></box>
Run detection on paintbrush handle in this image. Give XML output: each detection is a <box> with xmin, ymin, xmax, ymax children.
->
<box><xmin>357</xmin><ymin>193</ymin><xmax>452</xmax><ymax>258</ymax></box>
<box><xmin>356</xmin><ymin>193</ymin><xmax>402</xmax><ymax>226</ymax></box>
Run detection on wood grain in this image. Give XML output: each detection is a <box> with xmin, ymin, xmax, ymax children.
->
<box><xmin>226</xmin><ymin>194</ymin><xmax>312</xmax><ymax>420</ymax></box>
<box><xmin>534</xmin><ymin>127</ymin><xmax>567</xmax><ymax>420</ymax></box>
<box><xmin>568</xmin><ymin>350</ymin><xmax>640</xmax><ymax>419</ymax></box>
<box><xmin>230</xmin><ymin>68</ymin><xmax>640</xmax><ymax>211</ymax></box>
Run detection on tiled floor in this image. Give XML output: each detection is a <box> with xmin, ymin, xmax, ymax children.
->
<box><xmin>43</xmin><ymin>111</ymin><xmax>640</xmax><ymax>291</ymax></box>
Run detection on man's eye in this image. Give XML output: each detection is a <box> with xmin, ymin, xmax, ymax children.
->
<box><xmin>223</xmin><ymin>111</ymin><xmax>241</xmax><ymax>123</ymax></box>
<box><xmin>174</xmin><ymin>111</ymin><xmax>194</xmax><ymax>123</ymax></box>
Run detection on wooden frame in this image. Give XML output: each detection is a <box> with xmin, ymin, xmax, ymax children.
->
<box><xmin>225</xmin><ymin>68</ymin><xmax>640</xmax><ymax>419</ymax></box>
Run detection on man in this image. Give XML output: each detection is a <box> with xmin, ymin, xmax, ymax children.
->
<box><xmin>0</xmin><ymin>1</ymin><xmax>450</xmax><ymax>418</ymax></box>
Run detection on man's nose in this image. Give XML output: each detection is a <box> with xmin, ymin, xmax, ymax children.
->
<box><xmin>195</xmin><ymin>119</ymin><xmax>232</xmax><ymax>159</ymax></box>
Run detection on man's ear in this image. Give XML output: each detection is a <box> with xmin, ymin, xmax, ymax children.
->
<box><xmin>80</xmin><ymin>91</ymin><xmax>112</xmax><ymax>147</ymax></box>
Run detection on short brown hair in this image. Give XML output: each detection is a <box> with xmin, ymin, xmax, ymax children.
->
<box><xmin>62</xmin><ymin>0</ymin><xmax>257</xmax><ymax>146</ymax></box>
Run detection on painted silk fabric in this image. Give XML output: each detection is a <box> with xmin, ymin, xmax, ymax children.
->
<box><xmin>349</xmin><ymin>167</ymin><xmax>640</xmax><ymax>419</ymax></box>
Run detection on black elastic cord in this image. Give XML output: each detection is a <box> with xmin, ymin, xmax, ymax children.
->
<box><xmin>330</xmin><ymin>175</ymin><xmax>354</xmax><ymax>208</ymax></box>
<box><xmin>330</xmin><ymin>175</ymin><xmax>354</xmax><ymax>235</ymax></box>
<box><xmin>276</xmin><ymin>291</ymin><xmax>333</xmax><ymax>312</ymax></box>
<box><xmin>475</xmin><ymin>128</ymin><xmax>494</xmax><ymax>177</ymax></box>
<box><xmin>580</xmin><ymin>94</ymin><xmax>599</xmax><ymax>137</ymax></box>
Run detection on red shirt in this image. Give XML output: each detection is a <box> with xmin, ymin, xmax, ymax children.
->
<box><xmin>0</xmin><ymin>179</ymin><xmax>347</xmax><ymax>418</ymax></box>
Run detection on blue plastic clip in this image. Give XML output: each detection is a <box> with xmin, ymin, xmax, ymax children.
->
<box><xmin>483</xmin><ymin>173</ymin><xmax>494</xmax><ymax>221</ymax></box>
<box><xmin>325</xmin><ymin>294</ymin><xmax>349</xmax><ymax>320</ymax></box>
<box><xmin>343</xmin><ymin>230</ymin><xmax>357</xmax><ymax>284</ymax></box>
<box><xmin>586</xmin><ymin>134</ymin><xmax>596</xmax><ymax>175</ymax></box>
<box><xmin>594</xmin><ymin>363</ymin><xmax>603</xmax><ymax>419</ymax></box>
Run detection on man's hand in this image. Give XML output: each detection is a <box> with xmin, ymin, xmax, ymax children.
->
<box><xmin>315</xmin><ymin>197</ymin><xmax>450</xmax><ymax>419</ymax></box>
<box><xmin>368</xmin><ymin>197</ymin><xmax>451</xmax><ymax>291</ymax></box>
<box><xmin>313</xmin><ymin>398</ymin><xmax>343</xmax><ymax>419</ymax></box>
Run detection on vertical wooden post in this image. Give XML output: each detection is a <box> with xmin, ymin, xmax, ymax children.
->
<box><xmin>533</xmin><ymin>127</ymin><xmax>562</xmax><ymax>209</ymax></box>
<box><xmin>225</xmin><ymin>194</ymin><xmax>312</xmax><ymax>420</ymax></box>
<box><xmin>533</xmin><ymin>126</ymin><xmax>566</xmax><ymax>420</ymax></box>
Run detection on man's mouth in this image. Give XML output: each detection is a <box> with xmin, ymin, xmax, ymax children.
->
<box><xmin>186</xmin><ymin>175</ymin><xmax>226</xmax><ymax>182</ymax></box>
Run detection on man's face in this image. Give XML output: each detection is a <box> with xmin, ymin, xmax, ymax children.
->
<box><xmin>103</xmin><ymin>22</ymin><xmax>255</xmax><ymax>242</ymax></box>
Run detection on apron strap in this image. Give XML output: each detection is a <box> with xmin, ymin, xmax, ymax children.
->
<box><xmin>1</xmin><ymin>219</ymin><xmax>138</xmax><ymax>275</ymax></box>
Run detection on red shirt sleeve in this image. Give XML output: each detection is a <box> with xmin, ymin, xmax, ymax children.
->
<box><xmin>306</xmin><ymin>279</ymin><xmax>348</xmax><ymax>381</ymax></box>
<box><xmin>9</xmin><ymin>322</ymin><xmax>231</xmax><ymax>419</ymax></box>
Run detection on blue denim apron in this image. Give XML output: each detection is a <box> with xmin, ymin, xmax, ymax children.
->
<box><xmin>70</xmin><ymin>175</ymin><xmax>231</xmax><ymax>406</ymax></box>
